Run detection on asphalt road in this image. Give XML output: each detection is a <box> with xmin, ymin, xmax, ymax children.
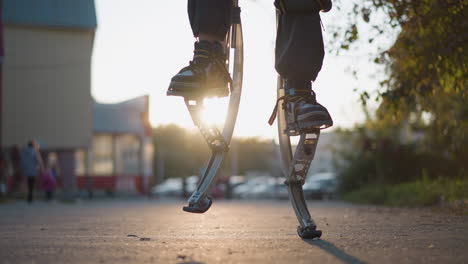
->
<box><xmin>0</xmin><ymin>199</ymin><xmax>467</xmax><ymax>264</ymax></box>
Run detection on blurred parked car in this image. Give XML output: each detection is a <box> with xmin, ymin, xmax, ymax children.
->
<box><xmin>151</xmin><ymin>176</ymin><xmax>199</xmax><ymax>197</ymax></box>
<box><xmin>250</xmin><ymin>181</ymin><xmax>289</xmax><ymax>200</ymax></box>
<box><xmin>303</xmin><ymin>172</ymin><xmax>337</xmax><ymax>200</ymax></box>
<box><xmin>229</xmin><ymin>175</ymin><xmax>246</xmax><ymax>189</ymax></box>
<box><xmin>232</xmin><ymin>176</ymin><xmax>288</xmax><ymax>199</ymax></box>
<box><xmin>151</xmin><ymin>178</ymin><xmax>182</xmax><ymax>197</ymax></box>
<box><xmin>232</xmin><ymin>176</ymin><xmax>267</xmax><ymax>199</ymax></box>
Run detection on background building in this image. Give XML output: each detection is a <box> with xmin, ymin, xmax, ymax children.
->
<box><xmin>0</xmin><ymin>0</ymin><xmax>97</xmax><ymax>197</ymax></box>
<box><xmin>76</xmin><ymin>96</ymin><xmax>154</xmax><ymax>196</ymax></box>
<box><xmin>2</xmin><ymin>0</ymin><xmax>96</xmax><ymax>148</ymax></box>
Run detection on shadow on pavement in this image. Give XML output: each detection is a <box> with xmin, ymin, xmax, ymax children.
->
<box><xmin>303</xmin><ymin>239</ymin><xmax>367</xmax><ymax>264</ymax></box>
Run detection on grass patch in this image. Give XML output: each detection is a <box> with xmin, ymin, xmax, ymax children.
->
<box><xmin>59</xmin><ymin>197</ymin><xmax>77</xmax><ymax>204</ymax></box>
<box><xmin>341</xmin><ymin>178</ymin><xmax>468</xmax><ymax>213</ymax></box>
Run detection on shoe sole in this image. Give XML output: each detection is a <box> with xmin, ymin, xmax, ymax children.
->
<box><xmin>167</xmin><ymin>82</ymin><xmax>229</xmax><ymax>99</ymax></box>
<box><xmin>298</xmin><ymin>119</ymin><xmax>333</xmax><ymax>129</ymax></box>
<box><xmin>286</xmin><ymin>115</ymin><xmax>333</xmax><ymax>135</ymax></box>
<box><xmin>288</xmin><ymin>111</ymin><xmax>333</xmax><ymax>128</ymax></box>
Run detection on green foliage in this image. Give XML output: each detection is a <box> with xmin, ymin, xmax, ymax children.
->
<box><xmin>153</xmin><ymin>124</ymin><xmax>208</xmax><ymax>181</ymax></box>
<box><xmin>341</xmin><ymin>185</ymin><xmax>388</xmax><ymax>205</ymax></box>
<box><xmin>378</xmin><ymin>0</ymin><xmax>468</xmax><ymax>171</ymax></box>
<box><xmin>152</xmin><ymin>125</ymin><xmax>278</xmax><ymax>181</ymax></box>
<box><xmin>229</xmin><ymin>138</ymin><xmax>280</xmax><ymax>177</ymax></box>
<box><xmin>335</xmin><ymin>119</ymin><xmax>464</xmax><ymax>193</ymax></box>
<box><xmin>341</xmin><ymin>178</ymin><xmax>468</xmax><ymax>209</ymax></box>
<box><xmin>332</xmin><ymin>0</ymin><xmax>467</xmax><ymax>199</ymax></box>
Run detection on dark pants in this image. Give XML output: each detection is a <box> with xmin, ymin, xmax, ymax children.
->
<box><xmin>187</xmin><ymin>0</ymin><xmax>324</xmax><ymax>81</ymax></box>
<box><xmin>27</xmin><ymin>177</ymin><xmax>35</xmax><ymax>203</ymax></box>
<box><xmin>45</xmin><ymin>191</ymin><xmax>53</xmax><ymax>201</ymax></box>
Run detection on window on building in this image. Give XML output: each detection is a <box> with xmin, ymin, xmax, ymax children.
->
<box><xmin>91</xmin><ymin>134</ymin><xmax>113</xmax><ymax>175</ymax></box>
<box><xmin>75</xmin><ymin>149</ymin><xmax>87</xmax><ymax>176</ymax></box>
<box><xmin>143</xmin><ymin>139</ymin><xmax>154</xmax><ymax>177</ymax></box>
<box><xmin>116</xmin><ymin>134</ymin><xmax>140</xmax><ymax>175</ymax></box>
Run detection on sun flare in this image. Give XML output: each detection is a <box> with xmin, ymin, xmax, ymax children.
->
<box><xmin>200</xmin><ymin>98</ymin><xmax>229</xmax><ymax>126</ymax></box>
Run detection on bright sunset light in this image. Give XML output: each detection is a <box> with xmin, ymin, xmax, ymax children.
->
<box><xmin>3</xmin><ymin>0</ymin><xmax>466</xmax><ymax>262</ymax></box>
<box><xmin>201</xmin><ymin>98</ymin><xmax>230</xmax><ymax>126</ymax></box>
<box><xmin>92</xmin><ymin>0</ymin><xmax>381</xmax><ymax>138</ymax></box>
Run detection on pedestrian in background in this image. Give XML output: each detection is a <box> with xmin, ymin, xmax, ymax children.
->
<box><xmin>9</xmin><ymin>145</ymin><xmax>22</xmax><ymax>194</ymax></box>
<box><xmin>40</xmin><ymin>165</ymin><xmax>56</xmax><ymax>201</ymax></box>
<box><xmin>21</xmin><ymin>140</ymin><xmax>44</xmax><ymax>203</ymax></box>
<box><xmin>47</xmin><ymin>152</ymin><xmax>61</xmax><ymax>182</ymax></box>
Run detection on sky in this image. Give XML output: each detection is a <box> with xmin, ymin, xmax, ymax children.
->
<box><xmin>92</xmin><ymin>0</ymin><xmax>388</xmax><ymax>139</ymax></box>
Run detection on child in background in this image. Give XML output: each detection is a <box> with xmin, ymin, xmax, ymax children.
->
<box><xmin>41</xmin><ymin>166</ymin><xmax>56</xmax><ymax>201</ymax></box>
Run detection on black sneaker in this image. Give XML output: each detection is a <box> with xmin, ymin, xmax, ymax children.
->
<box><xmin>285</xmin><ymin>80</ymin><xmax>333</xmax><ymax>130</ymax></box>
<box><xmin>268</xmin><ymin>80</ymin><xmax>333</xmax><ymax>132</ymax></box>
<box><xmin>167</xmin><ymin>40</ymin><xmax>231</xmax><ymax>99</ymax></box>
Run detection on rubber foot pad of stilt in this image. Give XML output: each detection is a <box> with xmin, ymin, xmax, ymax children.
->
<box><xmin>297</xmin><ymin>226</ymin><xmax>322</xmax><ymax>239</ymax></box>
<box><xmin>182</xmin><ymin>197</ymin><xmax>213</xmax><ymax>214</ymax></box>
